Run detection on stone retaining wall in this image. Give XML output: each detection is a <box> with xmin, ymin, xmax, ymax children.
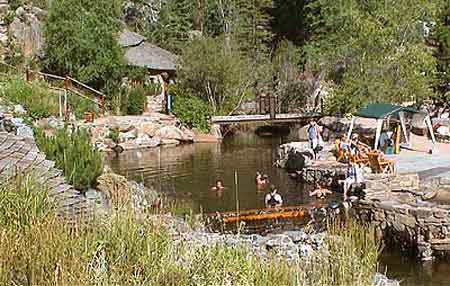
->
<box><xmin>355</xmin><ymin>173</ymin><xmax>450</xmax><ymax>261</ymax></box>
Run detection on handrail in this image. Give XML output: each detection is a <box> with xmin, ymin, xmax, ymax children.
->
<box><xmin>1</xmin><ymin>61</ymin><xmax>107</xmax><ymax>114</ymax></box>
<box><xmin>66</xmin><ymin>76</ymin><xmax>104</xmax><ymax>98</ymax></box>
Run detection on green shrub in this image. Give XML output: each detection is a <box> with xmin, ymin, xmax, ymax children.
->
<box><xmin>109</xmin><ymin>127</ymin><xmax>120</xmax><ymax>143</ymax></box>
<box><xmin>126</xmin><ymin>86</ymin><xmax>146</xmax><ymax>115</ymax></box>
<box><xmin>34</xmin><ymin>127</ymin><xmax>103</xmax><ymax>191</ymax></box>
<box><xmin>172</xmin><ymin>86</ymin><xmax>212</xmax><ymax>133</ymax></box>
<box><xmin>1</xmin><ymin>76</ymin><xmax>59</xmax><ymax>119</ymax></box>
<box><xmin>67</xmin><ymin>93</ymin><xmax>100</xmax><ymax>119</ymax></box>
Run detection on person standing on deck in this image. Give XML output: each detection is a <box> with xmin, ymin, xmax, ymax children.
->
<box><xmin>308</xmin><ymin>120</ymin><xmax>323</xmax><ymax>160</ymax></box>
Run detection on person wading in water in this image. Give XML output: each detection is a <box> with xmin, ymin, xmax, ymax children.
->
<box><xmin>265</xmin><ymin>185</ymin><xmax>283</xmax><ymax>208</ymax></box>
<box><xmin>211</xmin><ymin>179</ymin><xmax>225</xmax><ymax>191</ymax></box>
<box><xmin>256</xmin><ymin>172</ymin><xmax>269</xmax><ymax>190</ymax></box>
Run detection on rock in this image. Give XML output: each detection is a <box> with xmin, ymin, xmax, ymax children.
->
<box><xmin>31</xmin><ymin>7</ymin><xmax>47</xmax><ymax>20</ymax></box>
<box><xmin>10</xmin><ymin>117</ymin><xmax>24</xmax><ymax>127</ymax></box>
<box><xmin>129</xmin><ymin>181</ymin><xmax>160</xmax><ymax>211</ymax></box>
<box><xmin>137</xmin><ymin>122</ymin><xmax>159</xmax><ymax>137</ymax></box>
<box><xmin>13</xmin><ymin>104</ymin><xmax>26</xmax><ymax>115</ymax></box>
<box><xmin>96</xmin><ymin>172</ymin><xmax>145</xmax><ymax>209</ymax></box>
<box><xmin>318</xmin><ymin>116</ymin><xmax>350</xmax><ymax>133</ymax></box>
<box><xmin>411</xmin><ymin>113</ymin><xmax>427</xmax><ymax>134</ymax></box>
<box><xmin>8</xmin><ymin>11</ymin><xmax>44</xmax><ymax>59</ymax></box>
<box><xmin>210</xmin><ymin>124</ymin><xmax>222</xmax><ymax>139</ymax></box>
<box><xmin>0</xmin><ymin>4</ymin><xmax>8</xmax><ymax>16</ymax></box>
<box><xmin>155</xmin><ymin>125</ymin><xmax>193</xmax><ymax>142</ymax></box>
<box><xmin>297</xmin><ymin>125</ymin><xmax>309</xmax><ymax>141</ymax></box>
<box><xmin>372</xmin><ymin>273</ymin><xmax>400</xmax><ymax>286</ymax></box>
<box><xmin>48</xmin><ymin>116</ymin><xmax>64</xmax><ymax>129</ymax></box>
<box><xmin>119</xmin><ymin>130</ymin><xmax>137</xmax><ymax>142</ymax></box>
<box><xmin>160</xmin><ymin>139</ymin><xmax>180</xmax><ymax>146</ymax></box>
<box><xmin>193</xmin><ymin>133</ymin><xmax>220</xmax><ymax>143</ymax></box>
<box><xmin>135</xmin><ymin>133</ymin><xmax>160</xmax><ymax>147</ymax></box>
<box><xmin>299</xmin><ymin>244</ymin><xmax>314</xmax><ymax>257</ymax></box>
<box><xmin>16</xmin><ymin>125</ymin><xmax>33</xmax><ymax>138</ymax></box>
<box><xmin>118</xmin><ymin>124</ymin><xmax>135</xmax><ymax>133</ymax></box>
<box><xmin>276</xmin><ymin>142</ymin><xmax>313</xmax><ymax>170</ymax></box>
<box><xmin>437</xmin><ymin>126</ymin><xmax>449</xmax><ymax>136</ymax></box>
<box><xmin>0</xmin><ymin>33</ymin><xmax>7</xmax><ymax>45</ymax></box>
<box><xmin>15</xmin><ymin>7</ymin><xmax>26</xmax><ymax>19</ymax></box>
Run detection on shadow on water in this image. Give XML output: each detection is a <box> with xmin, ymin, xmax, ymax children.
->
<box><xmin>379</xmin><ymin>248</ymin><xmax>450</xmax><ymax>286</ymax></box>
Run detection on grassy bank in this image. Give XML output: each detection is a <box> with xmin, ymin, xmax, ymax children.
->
<box><xmin>0</xmin><ymin>172</ymin><xmax>381</xmax><ymax>286</ymax></box>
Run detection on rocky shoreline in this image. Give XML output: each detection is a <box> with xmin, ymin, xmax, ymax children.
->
<box><xmin>79</xmin><ymin>114</ymin><xmax>222</xmax><ymax>152</ymax></box>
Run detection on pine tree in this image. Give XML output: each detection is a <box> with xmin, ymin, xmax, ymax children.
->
<box><xmin>149</xmin><ymin>0</ymin><xmax>196</xmax><ymax>53</ymax></box>
<box><xmin>434</xmin><ymin>2</ymin><xmax>450</xmax><ymax>102</ymax></box>
<box><xmin>232</xmin><ymin>0</ymin><xmax>274</xmax><ymax>62</ymax></box>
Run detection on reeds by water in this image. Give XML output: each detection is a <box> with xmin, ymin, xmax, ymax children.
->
<box><xmin>0</xmin><ymin>172</ymin><xmax>381</xmax><ymax>286</ymax></box>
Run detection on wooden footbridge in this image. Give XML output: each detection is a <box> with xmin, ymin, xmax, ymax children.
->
<box><xmin>211</xmin><ymin>112</ymin><xmax>321</xmax><ymax>124</ymax></box>
<box><xmin>211</xmin><ymin>94</ymin><xmax>320</xmax><ymax>124</ymax></box>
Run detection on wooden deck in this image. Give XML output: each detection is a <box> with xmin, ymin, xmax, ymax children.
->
<box><xmin>211</xmin><ymin>112</ymin><xmax>320</xmax><ymax>124</ymax></box>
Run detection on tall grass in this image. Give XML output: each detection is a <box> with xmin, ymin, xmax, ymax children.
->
<box><xmin>0</xmin><ymin>171</ymin><xmax>381</xmax><ymax>286</ymax></box>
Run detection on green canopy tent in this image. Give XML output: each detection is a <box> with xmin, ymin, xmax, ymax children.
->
<box><xmin>347</xmin><ymin>103</ymin><xmax>436</xmax><ymax>150</ymax></box>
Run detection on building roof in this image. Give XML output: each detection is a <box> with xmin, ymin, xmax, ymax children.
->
<box><xmin>355</xmin><ymin>103</ymin><xmax>422</xmax><ymax>119</ymax></box>
<box><xmin>118</xmin><ymin>30</ymin><xmax>177</xmax><ymax>71</ymax></box>
<box><xmin>124</xmin><ymin>42</ymin><xmax>177</xmax><ymax>71</ymax></box>
<box><xmin>118</xmin><ymin>30</ymin><xmax>145</xmax><ymax>48</ymax></box>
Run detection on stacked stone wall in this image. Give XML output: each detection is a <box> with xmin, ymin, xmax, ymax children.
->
<box><xmin>355</xmin><ymin>173</ymin><xmax>450</xmax><ymax>260</ymax></box>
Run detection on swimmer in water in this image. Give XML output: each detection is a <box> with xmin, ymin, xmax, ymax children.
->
<box><xmin>265</xmin><ymin>185</ymin><xmax>283</xmax><ymax>208</ymax></box>
<box><xmin>256</xmin><ymin>172</ymin><xmax>269</xmax><ymax>187</ymax></box>
<box><xmin>211</xmin><ymin>179</ymin><xmax>225</xmax><ymax>191</ymax></box>
<box><xmin>309</xmin><ymin>184</ymin><xmax>332</xmax><ymax>199</ymax></box>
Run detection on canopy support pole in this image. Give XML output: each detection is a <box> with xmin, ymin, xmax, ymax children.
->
<box><xmin>398</xmin><ymin>111</ymin><xmax>409</xmax><ymax>146</ymax></box>
<box><xmin>374</xmin><ymin>119</ymin><xmax>383</xmax><ymax>150</ymax></box>
<box><xmin>347</xmin><ymin>116</ymin><xmax>355</xmax><ymax>139</ymax></box>
<box><xmin>425</xmin><ymin>115</ymin><xmax>436</xmax><ymax>144</ymax></box>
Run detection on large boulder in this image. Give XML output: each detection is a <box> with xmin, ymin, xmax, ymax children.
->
<box><xmin>276</xmin><ymin>142</ymin><xmax>313</xmax><ymax>170</ymax></box>
<box><xmin>155</xmin><ymin>125</ymin><xmax>193</xmax><ymax>142</ymax></box>
<box><xmin>137</xmin><ymin>122</ymin><xmax>160</xmax><ymax>137</ymax></box>
<box><xmin>8</xmin><ymin>10</ymin><xmax>44</xmax><ymax>59</ymax></box>
<box><xmin>96</xmin><ymin>172</ymin><xmax>160</xmax><ymax>211</ymax></box>
<box><xmin>96</xmin><ymin>172</ymin><xmax>131</xmax><ymax>209</ymax></box>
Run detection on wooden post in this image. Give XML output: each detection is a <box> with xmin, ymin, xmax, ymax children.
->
<box><xmin>269</xmin><ymin>95</ymin><xmax>276</xmax><ymax>119</ymax></box>
<box><xmin>25</xmin><ymin>69</ymin><xmax>31</xmax><ymax>82</ymax></box>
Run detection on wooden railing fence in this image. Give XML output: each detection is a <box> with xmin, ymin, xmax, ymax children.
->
<box><xmin>1</xmin><ymin>62</ymin><xmax>106</xmax><ymax>119</ymax></box>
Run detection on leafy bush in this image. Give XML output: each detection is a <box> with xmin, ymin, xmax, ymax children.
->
<box><xmin>172</xmin><ymin>86</ymin><xmax>212</xmax><ymax>133</ymax></box>
<box><xmin>178</xmin><ymin>36</ymin><xmax>253</xmax><ymax>115</ymax></box>
<box><xmin>1</xmin><ymin>76</ymin><xmax>59</xmax><ymax>119</ymax></box>
<box><xmin>109</xmin><ymin>127</ymin><xmax>120</xmax><ymax>143</ymax></box>
<box><xmin>67</xmin><ymin>93</ymin><xmax>100</xmax><ymax>119</ymax></box>
<box><xmin>34</xmin><ymin>127</ymin><xmax>103</xmax><ymax>191</ymax></box>
<box><xmin>126</xmin><ymin>86</ymin><xmax>146</xmax><ymax>115</ymax></box>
